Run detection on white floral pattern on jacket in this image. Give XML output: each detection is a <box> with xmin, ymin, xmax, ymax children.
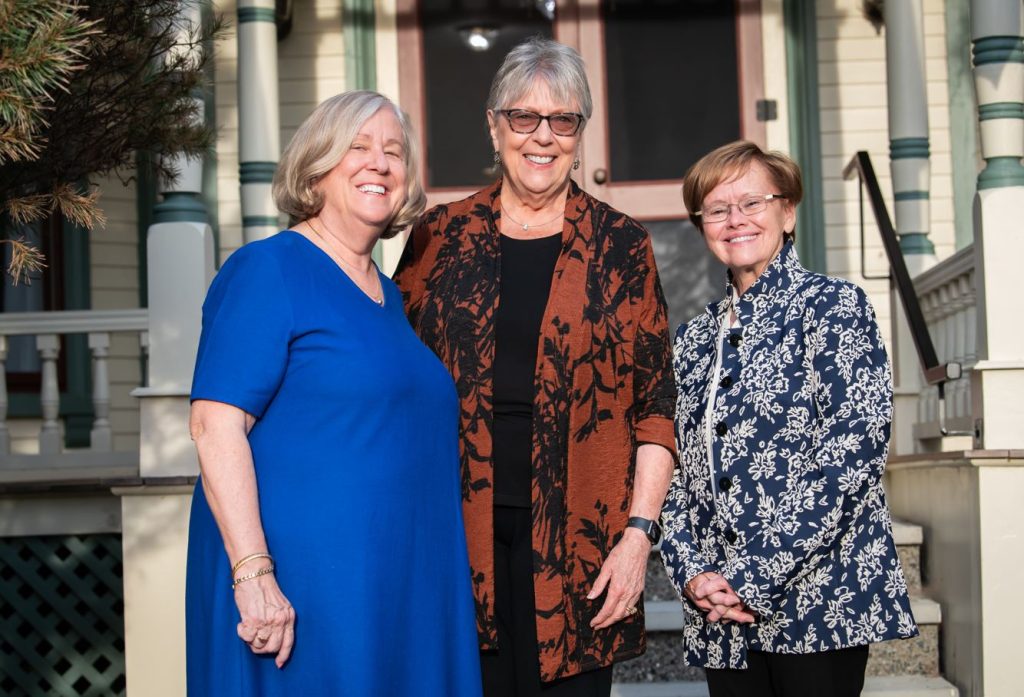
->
<box><xmin>661</xmin><ymin>242</ymin><xmax>917</xmax><ymax>669</ymax></box>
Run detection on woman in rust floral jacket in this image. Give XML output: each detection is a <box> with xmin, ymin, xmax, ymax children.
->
<box><xmin>394</xmin><ymin>38</ymin><xmax>676</xmax><ymax>697</ymax></box>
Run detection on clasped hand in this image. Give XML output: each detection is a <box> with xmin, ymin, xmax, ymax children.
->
<box><xmin>684</xmin><ymin>571</ymin><xmax>756</xmax><ymax>624</ymax></box>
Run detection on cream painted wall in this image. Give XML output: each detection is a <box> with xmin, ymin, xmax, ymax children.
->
<box><xmin>815</xmin><ymin>0</ymin><xmax>957</xmax><ymax>348</ymax></box>
<box><xmin>213</xmin><ymin>0</ymin><xmax>347</xmax><ymax>261</ymax></box>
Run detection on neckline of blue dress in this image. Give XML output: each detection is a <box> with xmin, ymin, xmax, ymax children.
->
<box><xmin>283</xmin><ymin>229</ymin><xmax>387</xmax><ymax>309</ymax></box>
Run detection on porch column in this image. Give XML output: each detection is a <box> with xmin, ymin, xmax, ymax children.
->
<box><xmin>968</xmin><ymin>1</ymin><xmax>1024</xmax><ymax>695</ymax></box>
<box><xmin>238</xmin><ymin>0</ymin><xmax>280</xmax><ymax>241</ymax></box>
<box><xmin>121</xmin><ymin>4</ymin><xmax>216</xmax><ymax>695</ymax></box>
<box><xmin>884</xmin><ymin>0</ymin><xmax>937</xmax><ymax>270</ymax></box>
<box><xmin>970</xmin><ymin>0</ymin><xmax>1024</xmax><ymax>451</ymax></box>
<box><xmin>883</xmin><ymin>0</ymin><xmax>938</xmax><ymax>455</ymax></box>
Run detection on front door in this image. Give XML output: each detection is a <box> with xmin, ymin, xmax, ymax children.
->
<box><xmin>397</xmin><ymin>0</ymin><xmax>765</xmax><ymax>328</ymax></box>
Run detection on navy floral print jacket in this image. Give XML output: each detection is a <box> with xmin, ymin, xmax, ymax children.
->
<box><xmin>661</xmin><ymin>241</ymin><xmax>917</xmax><ymax>668</ymax></box>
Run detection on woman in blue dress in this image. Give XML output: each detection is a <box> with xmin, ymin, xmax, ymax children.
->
<box><xmin>186</xmin><ymin>90</ymin><xmax>483</xmax><ymax>696</ymax></box>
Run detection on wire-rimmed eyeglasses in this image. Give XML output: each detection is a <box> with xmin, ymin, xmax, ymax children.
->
<box><xmin>498</xmin><ymin>109</ymin><xmax>585</xmax><ymax>137</ymax></box>
<box><xmin>695</xmin><ymin>194</ymin><xmax>787</xmax><ymax>224</ymax></box>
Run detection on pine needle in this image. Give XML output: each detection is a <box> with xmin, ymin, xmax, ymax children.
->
<box><xmin>3</xmin><ymin>236</ymin><xmax>47</xmax><ymax>286</ymax></box>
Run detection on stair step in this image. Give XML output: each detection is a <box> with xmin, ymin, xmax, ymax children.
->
<box><xmin>612</xmin><ymin>675</ymin><xmax>958</xmax><ymax>697</ymax></box>
<box><xmin>643</xmin><ymin>597</ymin><xmax>940</xmax><ymax>632</ymax></box>
<box><xmin>892</xmin><ymin>519</ymin><xmax>924</xmax><ymax>546</ymax></box>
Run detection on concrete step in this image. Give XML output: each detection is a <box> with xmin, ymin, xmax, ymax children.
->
<box><xmin>892</xmin><ymin>519</ymin><xmax>924</xmax><ymax>596</ymax></box>
<box><xmin>612</xmin><ymin>675</ymin><xmax>958</xmax><ymax>697</ymax></box>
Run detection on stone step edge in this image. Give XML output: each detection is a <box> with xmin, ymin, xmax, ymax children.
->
<box><xmin>611</xmin><ymin>675</ymin><xmax>958</xmax><ymax>697</ymax></box>
<box><xmin>892</xmin><ymin>519</ymin><xmax>924</xmax><ymax>546</ymax></box>
<box><xmin>645</xmin><ymin>597</ymin><xmax>940</xmax><ymax>632</ymax></box>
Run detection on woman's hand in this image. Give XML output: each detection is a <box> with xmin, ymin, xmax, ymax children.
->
<box><xmin>685</xmin><ymin>572</ymin><xmax>756</xmax><ymax>624</ymax></box>
<box><xmin>234</xmin><ymin>571</ymin><xmax>296</xmax><ymax>668</ymax></box>
<box><xmin>587</xmin><ymin>528</ymin><xmax>650</xmax><ymax>629</ymax></box>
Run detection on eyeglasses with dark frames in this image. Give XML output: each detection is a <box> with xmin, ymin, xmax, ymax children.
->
<box><xmin>498</xmin><ymin>109</ymin><xmax>585</xmax><ymax>137</ymax></box>
<box><xmin>695</xmin><ymin>194</ymin><xmax>787</xmax><ymax>224</ymax></box>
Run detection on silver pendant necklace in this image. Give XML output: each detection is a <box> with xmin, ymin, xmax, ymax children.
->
<box><xmin>500</xmin><ymin>203</ymin><xmax>563</xmax><ymax>231</ymax></box>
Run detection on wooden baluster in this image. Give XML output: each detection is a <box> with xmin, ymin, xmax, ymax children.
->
<box><xmin>0</xmin><ymin>335</ymin><xmax>9</xmax><ymax>454</ymax></box>
<box><xmin>36</xmin><ymin>333</ymin><xmax>61</xmax><ymax>454</ymax></box>
<box><xmin>89</xmin><ymin>332</ymin><xmax>112</xmax><ymax>451</ymax></box>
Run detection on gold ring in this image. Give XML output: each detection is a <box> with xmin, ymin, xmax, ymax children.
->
<box><xmin>626</xmin><ymin>606</ymin><xmax>638</xmax><ymax>616</ymax></box>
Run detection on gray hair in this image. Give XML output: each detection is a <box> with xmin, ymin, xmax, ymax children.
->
<box><xmin>486</xmin><ymin>37</ymin><xmax>593</xmax><ymax>121</ymax></box>
<box><xmin>273</xmin><ymin>90</ymin><xmax>426</xmax><ymax>239</ymax></box>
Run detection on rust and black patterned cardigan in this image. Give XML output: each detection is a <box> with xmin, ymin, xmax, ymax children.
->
<box><xmin>393</xmin><ymin>178</ymin><xmax>677</xmax><ymax>682</ymax></box>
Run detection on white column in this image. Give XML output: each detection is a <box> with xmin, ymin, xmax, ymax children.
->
<box><xmin>238</xmin><ymin>0</ymin><xmax>281</xmax><ymax>241</ymax></box>
<box><xmin>967</xmin><ymin>2</ymin><xmax>1024</xmax><ymax>696</ymax></box>
<box><xmin>122</xmin><ymin>4</ymin><xmax>214</xmax><ymax>696</ymax></box>
<box><xmin>884</xmin><ymin>0</ymin><xmax>937</xmax><ymax>267</ymax></box>
<box><xmin>884</xmin><ymin>0</ymin><xmax>938</xmax><ymax>455</ymax></box>
<box><xmin>969</xmin><ymin>0</ymin><xmax>1024</xmax><ymax>452</ymax></box>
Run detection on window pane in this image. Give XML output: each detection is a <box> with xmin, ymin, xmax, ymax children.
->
<box><xmin>2</xmin><ymin>222</ymin><xmax>44</xmax><ymax>373</ymax></box>
<box><xmin>646</xmin><ymin>219</ymin><xmax>724</xmax><ymax>333</ymax></box>
<box><xmin>602</xmin><ymin>0</ymin><xmax>740</xmax><ymax>182</ymax></box>
<box><xmin>421</xmin><ymin>0</ymin><xmax>554</xmax><ymax>188</ymax></box>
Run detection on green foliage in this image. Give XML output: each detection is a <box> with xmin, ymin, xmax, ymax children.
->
<box><xmin>0</xmin><ymin>0</ymin><xmax>225</xmax><ymax>281</ymax></box>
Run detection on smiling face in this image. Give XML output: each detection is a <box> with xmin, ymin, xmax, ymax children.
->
<box><xmin>487</xmin><ymin>80</ymin><xmax>581</xmax><ymax>203</ymax></box>
<box><xmin>700</xmin><ymin>161</ymin><xmax>796</xmax><ymax>292</ymax></box>
<box><xmin>317</xmin><ymin>107</ymin><xmax>408</xmax><ymax>237</ymax></box>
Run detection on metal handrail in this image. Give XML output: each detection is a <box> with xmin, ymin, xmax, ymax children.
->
<box><xmin>842</xmin><ymin>151</ymin><xmax>969</xmax><ymax>437</ymax></box>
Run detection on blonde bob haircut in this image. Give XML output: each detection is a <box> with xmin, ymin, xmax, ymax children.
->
<box><xmin>682</xmin><ymin>140</ymin><xmax>803</xmax><ymax>239</ymax></box>
<box><xmin>273</xmin><ymin>90</ymin><xmax>426</xmax><ymax>239</ymax></box>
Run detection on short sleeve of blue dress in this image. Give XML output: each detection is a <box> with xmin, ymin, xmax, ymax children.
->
<box><xmin>184</xmin><ymin>232</ymin><xmax>482</xmax><ymax>697</ymax></box>
<box><xmin>191</xmin><ymin>245</ymin><xmax>292</xmax><ymax>416</ymax></box>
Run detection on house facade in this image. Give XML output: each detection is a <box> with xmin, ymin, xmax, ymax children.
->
<box><xmin>1</xmin><ymin>1</ymin><xmax>1021</xmax><ymax>695</ymax></box>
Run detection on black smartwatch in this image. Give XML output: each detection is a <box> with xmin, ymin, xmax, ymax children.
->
<box><xmin>626</xmin><ymin>516</ymin><xmax>662</xmax><ymax>544</ymax></box>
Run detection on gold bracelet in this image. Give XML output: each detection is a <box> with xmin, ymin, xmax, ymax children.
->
<box><xmin>231</xmin><ymin>552</ymin><xmax>273</xmax><ymax>577</ymax></box>
<box><xmin>232</xmin><ymin>565</ymin><xmax>274</xmax><ymax>590</ymax></box>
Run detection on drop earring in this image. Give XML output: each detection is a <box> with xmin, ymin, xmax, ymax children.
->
<box><xmin>493</xmin><ymin>151</ymin><xmax>502</xmax><ymax>166</ymax></box>
<box><xmin>572</xmin><ymin>158</ymin><xmax>580</xmax><ymax>170</ymax></box>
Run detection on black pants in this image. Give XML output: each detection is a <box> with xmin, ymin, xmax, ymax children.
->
<box><xmin>480</xmin><ymin>506</ymin><xmax>613</xmax><ymax>697</ymax></box>
<box><xmin>705</xmin><ymin>646</ymin><xmax>869</xmax><ymax>697</ymax></box>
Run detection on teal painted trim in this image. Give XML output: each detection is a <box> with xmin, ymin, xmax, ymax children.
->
<box><xmin>343</xmin><ymin>0</ymin><xmax>376</xmax><ymax>91</ymax></box>
<box><xmin>899</xmin><ymin>232</ymin><xmax>936</xmax><ymax>255</ymax></box>
<box><xmin>237</xmin><ymin>6</ymin><xmax>275</xmax><ymax>23</ymax></box>
<box><xmin>945</xmin><ymin>0</ymin><xmax>979</xmax><ymax>250</ymax></box>
<box><xmin>890</xmin><ymin>137</ymin><xmax>931</xmax><ymax>159</ymax></box>
<box><xmin>978</xmin><ymin>156</ymin><xmax>1024</xmax><ymax>189</ymax></box>
<box><xmin>978</xmin><ymin>102</ymin><xmax>1024</xmax><ymax>120</ymax></box>
<box><xmin>243</xmin><ymin>215</ymin><xmax>279</xmax><ymax>227</ymax></box>
<box><xmin>972</xmin><ymin>36</ymin><xmax>1024</xmax><ymax>65</ymax></box>
<box><xmin>783</xmin><ymin>0</ymin><xmax>825</xmax><ymax>273</ymax></box>
<box><xmin>894</xmin><ymin>190</ymin><xmax>930</xmax><ymax>201</ymax></box>
<box><xmin>239</xmin><ymin>161</ymin><xmax>277</xmax><ymax>184</ymax></box>
<box><xmin>61</xmin><ymin>209</ymin><xmax>93</xmax><ymax>447</ymax></box>
<box><xmin>153</xmin><ymin>192</ymin><xmax>210</xmax><ymax>224</ymax></box>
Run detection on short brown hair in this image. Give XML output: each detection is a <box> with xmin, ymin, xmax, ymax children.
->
<box><xmin>273</xmin><ymin>91</ymin><xmax>426</xmax><ymax>239</ymax></box>
<box><xmin>682</xmin><ymin>140</ymin><xmax>803</xmax><ymax>235</ymax></box>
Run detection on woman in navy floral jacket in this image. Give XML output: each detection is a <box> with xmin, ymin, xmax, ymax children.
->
<box><xmin>660</xmin><ymin>141</ymin><xmax>917</xmax><ymax>697</ymax></box>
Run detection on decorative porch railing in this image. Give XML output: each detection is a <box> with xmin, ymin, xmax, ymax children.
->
<box><xmin>0</xmin><ymin>310</ymin><xmax>148</xmax><ymax>468</ymax></box>
<box><xmin>913</xmin><ymin>246</ymin><xmax>977</xmax><ymax>440</ymax></box>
